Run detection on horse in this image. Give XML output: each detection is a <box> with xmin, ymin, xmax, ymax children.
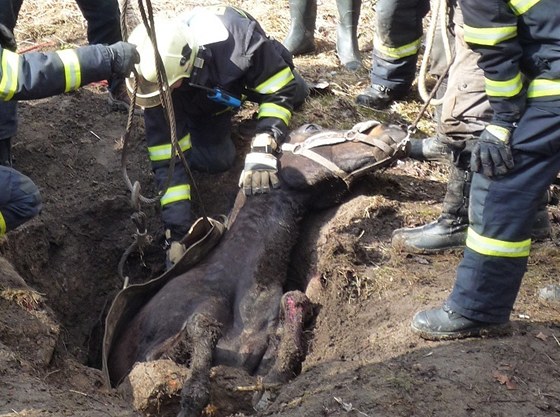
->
<box><xmin>103</xmin><ymin>120</ymin><xmax>409</xmax><ymax>417</ymax></box>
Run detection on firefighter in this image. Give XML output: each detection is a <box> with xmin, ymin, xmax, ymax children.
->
<box><xmin>412</xmin><ymin>0</ymin><xmax>560</xmax><ymax>340</ymax></box>
<box><xmin>391</xmin><ymin>1</ymin><xmax>550</xmax><ymax>254</ymax></box>
<box><xmin>0</xmin><ymin>0</ymin><xmax>126</xmax><ymax>168</ymax></box>
<box><xmin>282</xmin><ymin>0</ymin><xmax>362</xmax><ymax>71</ymax></box>
<box><xmin>126</xmin><ymin>5</ymin><xmax>310</xmax><ymax>268</ymax></box>
<box><xmin>0</xmin><ymin>23</ymin><xmax>139</xmax><ymax>238</ymax></box>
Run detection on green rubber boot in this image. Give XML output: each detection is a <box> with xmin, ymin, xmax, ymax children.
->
<box><xmin>336</xmin><ymin>0</ymin><xmax>362</xmax><ymax>71</ymax></box>
<box><xmin>283</xmin><ymin>0</ymin><xmax>317</xmax><ymax>56</ymax></box>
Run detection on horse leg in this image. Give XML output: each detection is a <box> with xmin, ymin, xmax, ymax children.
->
<box><xmin>177</xmin><ymin>312</ymin><xmax>222</xmax><ymax>417</ymax></box>
<box><xmin>253</xmin><ymin>290</ymin><xmax>313</xmax><ymax>409</ymax></box>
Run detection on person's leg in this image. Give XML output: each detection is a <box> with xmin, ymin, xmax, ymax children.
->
<box><xmin>356</xmin><ymin>0</ymin><xmax>429</xmax><ymax>109</ymax></box>
<box><xmin>392</xmin><ymin>161</ymin><xmax>471</xmax><ymax>253</ymax></box>
<box><xmin>336</xmin><ymin>0</ymin><xmax>361</xmax><ymax>71</ymax></box>
<box><xmin>0</xmin><ymin>0</ymin><xmax>24</xmax><ymax>167</ymax></box>
<box><xmin>188</xmin><ymin>112</ymin><xmax>236</xmax><ymax>173</ymax></box>
<box><xmin>392</xmin><ymin>2</ymin><xmax>494</xmax><ymax>252</ymax></box>
<box><xmin>0</xmin><ymin>166</ymin><xmax>42</xmax><ymax>236</ymax></box>
<box><xmin>73</xmin><ymin>0</ymin><xmax>122</xmax><ymax>46</ymax></box>
<box><xmin>143</xmin><ymin>105</ymin><xmax>194</xmax><ymax>242</ymax></box>
<box><xmin>0</xmin><ymin>103</ymin><xmax>17</xmax><ymax>167</ymax></box>
<box><xmin>412</xmin><ymin>105</ymin><xmax>560</xmax><ymax>340</ymax></box>
<box><xmin>73</xmin><ymin>0</ymin><xmax>131</xmax><ymax>110</ymax></box>
<box><xmin>283</xmin><ymin>0</ymin><xmax>317</xmax><ymax>56</ymax></box>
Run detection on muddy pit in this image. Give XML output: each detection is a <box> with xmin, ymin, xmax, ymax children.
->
<box><xmin>2</xmin><ymin>0</ymin><xmax>560</xmax><ymax>415</ymax></box>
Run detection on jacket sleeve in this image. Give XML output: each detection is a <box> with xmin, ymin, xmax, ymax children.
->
<box><xmin>459</xmin><ymin>0</ymin><xmax>525</xmax><ymax>128</ymax></box>
<box><xmin>0</xmin><ymin>44</ymin><xmax>113</xmax><ymax>102</ymax></box>
<box><xmin>242</xmin><ymin>23</ymin><xmax>299</xmax><ymax>142</ymax></box>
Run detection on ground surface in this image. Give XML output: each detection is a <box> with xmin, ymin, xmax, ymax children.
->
<box><xmin>1</xmin><ymin>1</ymin><xmax>560</xmax><ymax>417</ymax></box>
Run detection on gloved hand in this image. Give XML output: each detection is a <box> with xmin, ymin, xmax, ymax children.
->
<box><xmin>0</xmin><ymin>23</ymin><xmax>17</xmax><ymax>52</ymax></box>
<box><xmin>471</xmin><ymin>124</ymin><xmax>514</xmax><ymax>177</ymax></box>
<box><xmin>107</xmin><ymin>41</ymin><xmax>140</xmax><ymax>78</ymax></box>
<box><xmin>239</xmin><ymin>133</ymin><xmax>280</xmax><ymax>195</ymax></box>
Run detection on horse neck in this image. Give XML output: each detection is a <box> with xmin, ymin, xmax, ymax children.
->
<box><xmin>220</xmin><ymin>188</ymin><xmax>308</xmax><ymax>272</ymax></box>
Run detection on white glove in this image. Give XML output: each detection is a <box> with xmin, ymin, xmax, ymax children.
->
<box><xmin>238</xmin><ymin>133</ymin><xmax>280</xmax><ymax>195</ymax></box>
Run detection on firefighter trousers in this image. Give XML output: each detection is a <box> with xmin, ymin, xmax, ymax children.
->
<box><xmin>447</xmin><ymin>104</ymin><xmax>560</xmax><ymax>323</ymax></box>
<box><xmin>0</xmin><ymin>166</ymin><xmax>42</xmax><ymax>236</ymax></box>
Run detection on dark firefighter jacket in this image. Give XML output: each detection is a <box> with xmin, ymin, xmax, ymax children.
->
<box><xmin>0</xmin><ymin>44</ymin><xmax>114</xmax><ymax>102</ymax></box>
<box><xmin>461</xmin><ymin>0</ymin><xmax>560</xmax><ymax>128</ymax></box>
<box><xmin>172</xmin><ymin>5</ymin><xmax>300</xmax><ymax>142</ymax></box>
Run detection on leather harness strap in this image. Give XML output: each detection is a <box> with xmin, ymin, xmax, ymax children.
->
<box><xmin>281</xmin><ymin>121</ymin><xmax>409</xmax><ymax>187</ymax></box>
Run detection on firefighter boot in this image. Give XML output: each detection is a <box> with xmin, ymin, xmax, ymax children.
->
<box><xmin>283</xmin><ymin>0</ymin><xmax>317</xmax><ymax>56</ymax></box>
<box><xmin>355</xmin><ymin>84</ymin><xmax>408</xmax><ymax>110</ymax></box>
<box><xmin>0</xmin><ymin>137</ymin><xmax>12</xmax><ymax>167</ymax></box>
<box><xmin>392</xmin><ymin>166</ymin><xmax>471</xmax><ymax>254</ymax></box>
<box><xmin>336</xmin><ymin>0</ymin><xmax>362</xmax><ymax>71</ymax></box>
<box><xmin>408</xmin><ymin>136</ymin><xmax>453</xmax><ymax>163</ymax></box>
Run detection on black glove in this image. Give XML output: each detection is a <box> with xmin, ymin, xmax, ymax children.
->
<box><xmin>471</xmin><ymin>125</ymin><xmax>514</xmax><ymax>177</ymax></box>
<box><xmin>107</xmin><ymin>41</ymin><xmax>140</xmax><ymax>79</ymax></box>
<box><xmin>0</xmin><ymin>23</ymin><xmax>17</xmax><ymax>52</ymax></box>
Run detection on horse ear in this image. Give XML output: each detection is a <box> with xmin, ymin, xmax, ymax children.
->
<box><xmin>286</xmin><ymin>124</ymin><xmax>323</xmax><ymax>145</ymax></box>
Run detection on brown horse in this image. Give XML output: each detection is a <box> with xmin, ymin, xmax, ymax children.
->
<box><xmin>104</xmin><ymin>121</ymin><xmax>408</xmax><ymax>417</ymax></box>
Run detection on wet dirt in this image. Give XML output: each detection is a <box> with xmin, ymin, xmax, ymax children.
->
<box><xmin>2</xmin><ymin>1</ymin><xmax>560</xmax><ymax>415</ymax></box>
<box><xmin>2</xmin><ymin>87</ymin><xmax>560</xmax><ymax>417</ymax></box>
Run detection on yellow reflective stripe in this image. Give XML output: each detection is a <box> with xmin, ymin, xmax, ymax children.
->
<box><xmin>55</xmin><ymin>49</ymin><xmax>81</xmax><ymax>92</ymax></box>
<box><xmin>0</xmin><ymin>49</ymin><xmax>19</xmax><ymax>101</ymax></box>
<box><xmin>485</xmin><ymin>72</ymin><xmax>523</xmax><ymax>97</ymax></box>
<box><xmin>161</xmin><ymin>184</ymin><xmax>191</xmax><ymax>206</ymax></box>
<box><xmin>508</xmin><ymin>0</ymin><xmax>540</xmax><ymax>15</ymax></box>
<box><xmin>254</xmin><ymin>67</ymin><xmax>294</xmax><ymax>94</ymax></box>
<box><xmin>486</xmin><ymin>125</ymin><xmax>511</xmax><ymax>142</ymax></box>
<box><xmin>0</xmin><ymin>211</ymin><xmax>6</xmax><ymax>237</ymax></box>
<box><xmin>230</xmin><ymin>6</ymin><xmax>249</xmax><ymax>18</ymax></box>
<box><xmin>148</xmin><ymin>134</ymin><xmax>192</xmax><ymax>162</ymax></box>
<box><xmin>527</xmin><ymin>79</ymin><xmax>560</xmax><ymax>98</ymax></box>
<box><xmin>257</xmin><ymin>103</ymin><xmax>291</xmax><ymax>125</ymax></box>
<box><xmin>374</xmin><ymin>36</ymin><xmax>421</xmax><ymax>59</ymax></box>
<box><xmin>466</xmin><ymin>228</ymin><xmax>531</xmax><ymax>258</ymax></box>
<box><xmin>463</xmin><ymin>24</ymin><xmax>517</xmax><ymax>46</ymax></box>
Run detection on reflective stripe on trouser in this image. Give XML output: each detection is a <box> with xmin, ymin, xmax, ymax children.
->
<box><xmin>144</xmin><ymin>104</ymin><xmax>194</xmax><ymax>239</ymax></box>
<box><xmin>369</xmin><ymin>0</ymin><xmax>430</xmax><ymax>89</ymax></box>
<box><xmin>144</xmin><ymin>102</ymin><xmax>235</xmax><ymax>237</ymax></box>
<box><xmin>448</xmin><ymin>105</ymin><xmax>560</xmax><ymax>323</ymax></box>
<box><xmin>0</xmin><ymin>166</ymin><xmax>42</xmax><ymax>236</ymax></box>
<box><xmin>152</xmin><ymin>163</ymin><xmax>192</xmax><ymax>240</ymax></box>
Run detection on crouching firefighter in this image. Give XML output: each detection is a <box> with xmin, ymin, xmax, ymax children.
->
<box><xmin>0</xmin><ymin>23</ymin><xmax>139</xmax><ymax>237</ymax></box>
<box><xmin>125</xmin><ymin>5</ymin><xmax>310</xmax><ymax>269</ymax></box>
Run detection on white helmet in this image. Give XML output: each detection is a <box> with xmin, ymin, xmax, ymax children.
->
<box><xmin>125</xmin><ymin>18</ymin><xmax>198</xmax><ymax>108</ymax></box>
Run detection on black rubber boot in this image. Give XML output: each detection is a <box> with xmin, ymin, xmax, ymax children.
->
<box><xmin>393</xmin><ymin>166</ymin><xmax>552</xmax><ymax>254</ymax></box>
<box><xmin>411</xmin><ymin>304</ymin><xmax>511</xmax><ymax>341</ymax></box>
<box><xmin>0</xmin><ymin>137</ymin><xmax>12</xmax><ymax>167</ymax></box>
<box><xmin>392</xmin><ymin>166</ymin><xmax>471</xmax><ymax>254</ymax></box>
<box><xmin>355</xmin><ymin>84</ymin><xmax>407</xmax><ymax>110</ymax></box>
<box><xmin>336</xmin><ymin>0</ymin><xmax>361</xmax><ymax>71</ymax></box>
<box><xmin>283</xmin><ymin>0</ymin><xmax>317</xmax><ymax>56</ymax></box>
<box><xmin>408</xmin><ymin>136</ymin><xmax>453</xmax><ymax>163</ymax></box>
